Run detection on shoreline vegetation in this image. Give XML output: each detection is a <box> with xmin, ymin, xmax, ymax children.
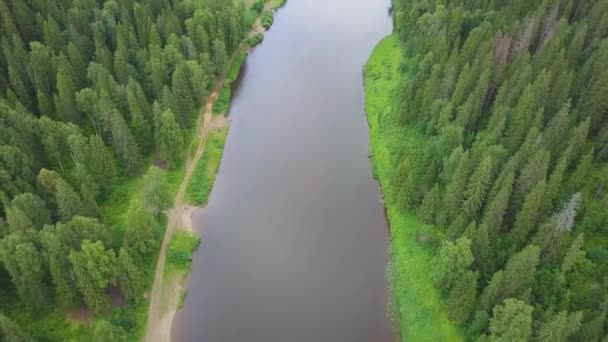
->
<box><xmin>365</xmin><ymin>35</ymin><xmax>463</xmax><ymax>341</ymax></box>
<box><xmin>368</xmin><ymin>0</ymin><xmax>608</xmax><ymax>340</ymax></box>
<box><xmin>146</xmin><ymin>0</ymin><xmax>286</xmax><ymax>341</ymax></box>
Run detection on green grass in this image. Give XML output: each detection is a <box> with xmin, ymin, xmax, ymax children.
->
<box><xmin>213</xmin><ymin>52</ymin><xmax>247</xmax><ymax>115</ymax></box>
<box><xmin>365</xmin><ymin>34</ymin><xmax>463</xmax><ymax>341</ymax></box>
<box><xmin>186</xmin><ymin>127</ymin><xmax>229</xmax><ymax>206</ymax></box>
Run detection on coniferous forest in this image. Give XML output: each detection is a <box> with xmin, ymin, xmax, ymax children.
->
<box><xmin>367</xmin><ymin>0</ymin><xmax>608</xmax><ymax>340</ymax></box>
<box><xmin>0</xmin><ymin>0</ymin><xmax>255</xmax><ymax>339</ymax></box>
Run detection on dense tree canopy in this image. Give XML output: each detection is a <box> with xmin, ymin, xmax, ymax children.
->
<box><xmin>387</xmin><ymin>0</ymin><xmax>608</xmax><ymax>339</ymax></box>
<box><xmin>0</xmin><ymin>0</ymin><xmax>253</xmax><ymax>338</ymax></box>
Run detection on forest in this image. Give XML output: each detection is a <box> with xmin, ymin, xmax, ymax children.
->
<box><xmin>0</xmin><ymin>0</ymin><xmax>258</xmax><ymax>340</ymax></box>
<box><xmin>368</xmin><ymin>0</ymin><xmax>608</xmax><ymax>340</ymax></box>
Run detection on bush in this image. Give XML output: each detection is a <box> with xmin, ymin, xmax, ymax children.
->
<box><xmin>261</xmin><ymin>11</ymin><xmax>274</xmax><ymax>29</ymax></box>
<box><xmin>248</xmin><ymin>33</ymin><xmax>264</xmax><ymax>47</ymax></box>
<box><xmin>250</xmin><ymin>0</ymin><xmax>264</xmax><ymax>14</ymax></box>
<box><xmin>167</xmin><ymin>232</ymin><xmax>201</xmax><ymax>270</ymax></box>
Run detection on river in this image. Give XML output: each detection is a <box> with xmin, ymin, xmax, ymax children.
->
<box><xmin>171</xmin><ymin>1</ymin><xmax>394</xmax><ymax>340</ymax></box>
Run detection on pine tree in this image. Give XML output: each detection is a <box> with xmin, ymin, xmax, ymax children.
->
<box><xmin>417</xmin><ymin>183</ymin><xmax>441</xmax><ymax>224</ymax></box>
<box><xmin>443</xmin><ymin>151</ymin><xmax>471</xmax><ymax>223</ymax></box>
<box><xmin>445</xmin><ymin>270</ymin><xmax>478</xmax><ymax>326</ymax></box>
<box><xmin>110</xmin><ymin>110</ymin><xmax>142</xmax><ymax>175</ymax></box>
<box><xmin>117</xmin><ymin>248</ymin><xmax>145</xmax><ymax>303</ymax></box>
<box><xmin>0</xmin><ymin>313</ymin><xmax>32</xmax><ymax>342</ymax></box>
<box><xmin>55</xmin><ymin>55</ymin><xmax>81</xmax><ymax>123</ymax></box>
<box><xmin>512</xmin><ymin>149</ymin><xmax>550</xmax><ymax>211</ymax></box>
<box><xmin>171</xmin><ymin>63</ymin><xmax>194</xmax><ymax>127</ymax></box>
<box><xmin>141</xmin><ymin>166</ymin><xmax>172</xmax><ymax>215</ymax></box>
<box><xmin>69</xmin><ymin>240</ymin><xmax>117</xmax><ymax>312</ymax></box>
<box><xmin>157</xmin><ymin>109</ymin><xmax>184</xmax><ymax>167</ymax></box>
<box><xmin>511</xmin><ymin>181</ymin><xmax>547</xmax><ymax>248</ymax></box>
<box><xmin>561</xmin><ymin>233</ymin><xmax>584</xmax><ymax>274</ymax></box>
<box><xmin>10</xmin><ymin>193</ymin><xmax>51</xmax><ymax>230</ymax></box>
<box><xmin>501</xmin><ymin>244</ymin><xmax>540</xmax><ymax>299</ymax></box>
<box><xmin>212</xmin><ymin>38</ymin><xmax>228</xmax><ymax>75</ymax></box>
<box><xmin>40</xmin><ymin>226</ymin><xmax>79</xmax><ymax>305</ymax></box>
<box><xmin>482</xmin><ymin>172</ymin><xmax>514</xmax><ymax>235</ymax></box>
<box><xmin>55</xmin><ymin>179</ymin><xmax>84</xmax><ymax>222</ymax></box>
<box><xmin>0</xmin><ymin>234</ymin><xmax>49</xmax><ymax>312</ymax></box>
<box><xmin>432</xmin><ymin>237</ymin><xmax>474</xmax><ymax>293</ymax></box>
<box><xmin>124</xmin><ymin>206</ymin><xmax>160</xmax><ymax>258</ymax></box>
<box><xmin>488</xmin><ymin>298</ymin><xmax>534</xmax><ymax>341</ymax></box>
<box><xmin>463</xmin><ymin>155</ymin><xmax>494</xmax><ymax>218</ymax></box>
<box><xmin>536</xmin><ymin>311</ymin><xmax>583</xmax><ymax>342</ymax></box>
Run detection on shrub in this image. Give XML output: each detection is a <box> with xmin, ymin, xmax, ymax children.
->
<box><xmin>250</xmin><ymin>0</ymin><xmax>264</xmax><ymax>14</ymax></box>
<box><xmin>248</xmin><ymin>33</ymin><xmax>264</xmax><ymax>47</ymax></box>
<box><xmin>167</xmin><ymin>232</ymin><xmax>201</xmax><ymax>270</ymax></box>
<box><xmin>261</xmin><ymin>11</ymin><xmax>274</xmax><ymax>29</ymax></box>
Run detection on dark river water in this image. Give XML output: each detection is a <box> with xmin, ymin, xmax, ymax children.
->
<box><xmin>171</xmin><ymin>1</ymin><xmax>394</xmax><ymax>341</ymax></box>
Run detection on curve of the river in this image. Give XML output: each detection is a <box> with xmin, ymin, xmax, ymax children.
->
<box><xmin>172</xmin><ymin>1</ymin><xmax>394</xmax><ymax>341</ymax></box>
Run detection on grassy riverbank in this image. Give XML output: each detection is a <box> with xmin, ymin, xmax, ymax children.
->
<box><xmin>364</xmin><ymin>35</ymin><xmax>463</xmax><ymax>341</ymax></box>
<box><xmin>186</xmin><ymin>127</ymin><xmax>229</xmax><ymax>206</ymax></box>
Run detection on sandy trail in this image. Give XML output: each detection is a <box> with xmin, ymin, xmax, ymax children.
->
<box><xmin>144</xmin><ymin>3</ymin><xmax>277</xmax><ymax>341</ymax></box>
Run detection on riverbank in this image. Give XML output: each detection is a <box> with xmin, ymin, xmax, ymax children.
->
<box><xmin>144</xmin><ymin>1</ymin><xmax>284</xmax><ymax>341</ymax></box>
<box><xmin>364</xmin><ymin>35</ymin><xmax>463</xmax><ymax>341</ymax></box>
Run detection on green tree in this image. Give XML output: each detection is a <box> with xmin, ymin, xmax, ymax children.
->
<box><xmin>55</xmin><ymin>179</ymin><xmax>84</xmax><ymax>222</ymax></box>
<box><xmin>482</xmin><ymin>172</ymin><xmax>514</xmax><ymax>235</ymax></box>
<box><xmin>141</xmin><ymin>166</ymin><xmax>172</xmax><ymax>215</ymax></box>
<box><xmin>511</xmin><ymin>181</ymin><xmax>547</xmax><ymax>248</ymax></box>
<box><xmin>0</xmin><ymin>313</ymin><xmax>32</xmax><ymax>342</ymax></box>
<box><xmin>124</xmin><ymin>207</ymin><xmax>160</xmax><ymax>257</ymax></box>
<box><xmin>69</xmin><ymin>240</ymin><xmax>117</xmax><ymax>312</ymax></box>
<box><xmin>488</xmin><ymin>298</ymin><xmax>534</xmax><ymax>342</ymax></box>
<box><xmin>117</xmin><ymin>248</ymin><xmax>146</xmax><ymax>303</ymax></box>
<box><xmin>55</xmin><ymin>55</ymin><xmax>81</xmax><ymax>123</ymax></box>
<box><xmin>445</xmin><ymin>270</ymin><xmax>478</xmax><ymax>325</ymax></box>
<box><xmin>157</xmin><ymin>109</ymin><xmax>184</xmax><ymax>167</ymax></box>
<box><xmin>442</xmin><ymin>151</ymin><xmax>471</xmax><ymax>223</ymax></box>
<box><xmin>536</xmin><ymin>310</ymin><xmax>583</xmax><ymax>342</ymax></box>
<box><xmin>0</xmin><ymin>234</ymin><xmax>49</xmax><ymax>312</ymax></box>
<box><xmin>9</xmin><ymin>193</ymin><xmax>51</xmax><ymax>230</ymax></box>
<box><xmin>417</xmin><ymin>183</ymin><xmax>441</xmax><ymax>224</ymax></box>
<box><xmin>171</xmin><ymin>63</ymin><xmax>194</xmax><ymax>127</ymax></box>
<box><xmin>92</xmin><ymin>320</ymin><xmax>125</xmax><ymax>342</ymax></box>
<box><xmin>462</xmin><ymin>155</ymin><xmax>494</xmax><ymax>218</ymax></box>
<box><xmin>109</xmin><ymin>110</ymin><xmax>142</xmax><ymax>175</ymax></box>
<box><xmin>212</xmin><ymin>39</ymin><xmax>228</xmax><ymax>76</ymax></box>
<box><xmin>432</xmin><ymin>237</ymin><xmax>474</xmax><ymax>293</ymax></box>
<box><xmin>40</xmin><ymin>226</ymin><xmax>79</xmax><ymax>305</ymax></box>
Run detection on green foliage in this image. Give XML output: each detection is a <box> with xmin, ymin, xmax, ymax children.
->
<box><xmin>69</xmin><ymin>240</ymin><xmax>117</xmax><ymax>312</ymax></box>
<box><xmin>248</xmin><ymin>33</ymin><xmax>264</xmax><ymax>47</ymax></box>
<box><xmin>213</xmin><ymin>52</ymin><xmax>246</xmax><ymax>115</ymax></box>
<box><xmin>141</xmin><ymin>166</ymin><xmax>172</xmax><ymax>215</ymax></box>
<box><xmin>261</xmin><ymin>11</ymin><xmax>274</xmax><ymax>30</ymax></box>
<box><xmin>372</xmin><ymin>0</ymin><xmax>608</xmax><ymax>338</ymax></box>
<box><xmin>186</xmin><ymin>128</ymin><xmax>229</xmax><ymax>206</ymax></box>
<box><xmin>0</xmin><ymin>0</ymin><xmax>267</xmax><ymax>338</ymax></box>
<box><xmin>167</xmin><ymin>232</ymin><xmax>201</xmax><ymax>271</ymax></box>
<box><xmin>365</xmin><ymin>35</ymin><xmax>463</xmax><ymax>340</ymax></box>
<box><xmin>250</xmin><ymin>0</ymin><xmax>265</xmax><ymax>14</ymax></box>
<box><xmin>488</xmin><ymin>298</ymin><xmax>534</xmax><ymax>342</ymax></box>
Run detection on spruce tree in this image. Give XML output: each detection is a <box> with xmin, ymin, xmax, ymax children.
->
<box><xmin>462</xmin><ymin>155</ymin><xmax>494</xmax><ymax>218</ymax></box>
<box><xmin>487</xmin><ymin>298</ymin><xmax>534</xmax><ymax>341</ymax></box>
